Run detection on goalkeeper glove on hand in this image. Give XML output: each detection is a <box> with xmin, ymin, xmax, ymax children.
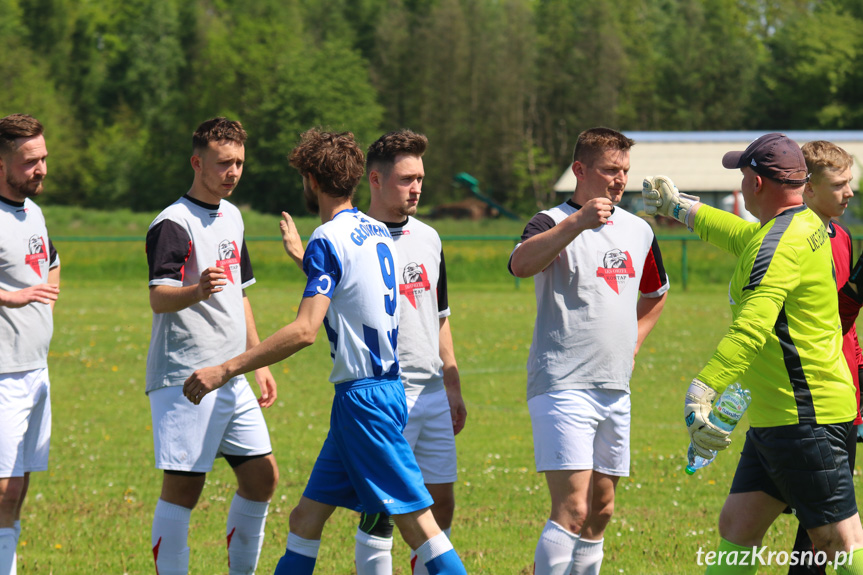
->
<box><xmin>684</xmin><ymin>378</ymin><xmax>732</xmax><ymax>458</ymax></box>
<box><xmin>642</xmin><ymin>175</ymin><xmax>700</xmax><ymax>230</ymax></box>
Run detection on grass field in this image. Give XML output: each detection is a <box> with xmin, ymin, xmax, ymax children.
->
<box><xmin>11</xmin><ymin>210</ymin><xmax>863</xmax><ymax>574</ymax></box>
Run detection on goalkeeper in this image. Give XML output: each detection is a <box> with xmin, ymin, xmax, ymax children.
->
<box><xmin>643</xmin><ymin>133</ymin><xmax>863</xmax><ymax>574</ymax></box>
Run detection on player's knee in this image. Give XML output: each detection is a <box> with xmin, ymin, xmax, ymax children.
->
<box><xmin>430</xmin><ymin>495</ymin><xmax>456</xmax><ymax>529</ymax></box>
<box><xmin>289</xmin><ymin>505</ymin><xmax>324</xmax><ymax>540</ymax></box>
<box><xmin>231</xmin><ymin>454</ymin><xmax>279</xmax><ymax>501</ymax></box>
<box><xmin>358</xmin><ymin>511</ymin><xmax>394</xmax><ymax>539</ymax></box>
<box><xmin>592</xmin><ymin>499</ymin><xmax>615</xmax><ymax>526</ymax></box>
<box><xmin>0</xmin><ymin>478</ymin><xmax>26</xmax><ymax>510</ymax></box>
<box><xmin>554</xmin><ymin>500</ymin><xmax>590</xmax><ymax>534</ymax></box>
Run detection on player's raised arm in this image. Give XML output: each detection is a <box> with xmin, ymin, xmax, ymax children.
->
<box><xmin>149</xmin><ymin>267</ymin><xmax>227</xmax><ymax>314</ymax></box>
<box><xmin>509</xmin><ymin>197</ymin><xmax>612</xmax><ymax>278</ymax></box>
<box><xmin>280</xmin><ymin>211</ymin><xmax>305</xmax><ymax>270</ymax></box>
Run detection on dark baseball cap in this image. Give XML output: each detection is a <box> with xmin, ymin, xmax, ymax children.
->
<box><xmin>722</xmin><ymin>133</ymin><xmax>809</xmax><ymax>185</ymax></box>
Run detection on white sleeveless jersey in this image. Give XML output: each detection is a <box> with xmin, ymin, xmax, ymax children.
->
<box><xmin>145</xmin><ymin>195</ymin><xmax>255</xmax><ymax>393</ymax></box>
<box><xmin>386</xmin><ymin>216</ymin><xmax>450</xmax><ymax>396</ymax></box>
<box><xmin>302</xmin><ymin>208</ymin><xmax>400</xmax><ymax>384</ymax></box>
<box><xmin>0</xmin><ymin>197</ymin><xmax>59</xmax><ymax>372</ymax></box>
<box><xmin>511</xmin><ymin>200</ymin><xmax>669</xmax><ymax>400</ymax></box>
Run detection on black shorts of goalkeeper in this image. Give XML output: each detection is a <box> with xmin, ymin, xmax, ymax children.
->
<box><xmin>729</xmin><ymin>421</ymin><xmax>857</xmax><ymax>529</ymax></box>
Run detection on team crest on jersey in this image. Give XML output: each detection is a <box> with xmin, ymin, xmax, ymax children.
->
<box><xmin>399</xmin><ymin>262</ymin><xmax>431</xmax><ymax>308</ymax></box>
<box><xmin>216</xmin><ymin>239</ymin><xmax>241</xmax><ymax>284</ymax></box>
<box><xmin>25</xmin><ymin>235</ymin><xmax>48</xmax><ymax>277</ymax></box>
<box><xmin>595</xmin><ymin>248</ymin><xmax>635</xmax><ymax>294</ymax></box>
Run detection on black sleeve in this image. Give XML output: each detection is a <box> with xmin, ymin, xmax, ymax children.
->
<box><xmin>437</xmin><ymin>248</ymin><xmax>449</xmax><ymax>313</ymax></box>
<box><xmin>48</xmin><ymin>238</ymin><xmax>59</xmax><ymax>268</ymax></box>
<box><xmin>520</xmin><ymin>213</ymin><xmax>556</xmax><ymax>243</ymax></box>
<box><xmin>146</xmin><ymin>220</ymin><xmax>191</xmax><ymax>283</ymax></box>
<box><xmin>508</xmin><ymin>212</ymin><xmax>556</xmax><ymax>275</ymax></box>
<box><xmin>240</xmin><ymin>235</ymin><xmax>254</xmax><ymax>285</ymax></box>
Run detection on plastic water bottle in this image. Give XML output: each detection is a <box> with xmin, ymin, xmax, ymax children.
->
<box><xmin>685</xmin><ymin>382</ymin><xmax>752</xmax><ymax>475</ymax></box>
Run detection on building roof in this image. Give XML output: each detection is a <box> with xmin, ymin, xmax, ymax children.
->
<box><xmin>553</xmin><ymin>131</ymin><xmax>863</xmax><ymax>193</ymax></box>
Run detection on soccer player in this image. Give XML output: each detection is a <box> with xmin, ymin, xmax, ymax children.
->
<box><xmin>786</xmin><ymin>141</ymin><xmax>863</xmax><ymax>575</ymax></box>
<box><xmin>0</xmin><ymin>114</ymin><xmax>60</xmax><ymax>575</ymax></box>
<box><xmin>146</xmin><ymin>117</ymin><xmax>278</xmax><ymax>575</ymax></box>
<box><xmin>348</xmin><ymin>130</ymin><xmax>464</xmax><ymax>575</ymax></box>
<box><xmin>643</xmin><ymin>133</ymin><xmax>863</xmax><ymax>574</ymax></box>
<box><xmin>182</xmin><ymin>128</ymin><xmax>468</xmax><ymax>575</ymax></box>
<box><xmin>509</xmin><ymin>127</ymin><xmax>669</xmax><ymax>575</ymax></box>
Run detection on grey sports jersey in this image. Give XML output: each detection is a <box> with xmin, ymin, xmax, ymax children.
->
<box><xmin>511</xmin><ymin>201</ymin><xmax>669</xmax><ymax>400</ymax></box>
<box><xmin>0</xmin><ymin>197</ymin><xmax>59</xmax><ymax>373</ymax></box>
<box><xmin>386</xmin><ymin>217</ymin><xmax>450</xmax><ymax>396</ymax></box>
<box><xmin>145</xmin><ymin>195</ymin><xmax>255</xmax><ymax>393</ymax></box>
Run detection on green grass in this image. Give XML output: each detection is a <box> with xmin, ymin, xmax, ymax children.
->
<box><xmin>13</xmin><ymin>207</ymin><xmax>863</xmax><ymax>573</ymax></box>
<box><xmin>16</xmin><ymin>273</ymin><xmax>863</xmax><ymax>574</ymax></box>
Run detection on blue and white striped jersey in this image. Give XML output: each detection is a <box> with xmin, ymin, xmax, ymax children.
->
<box><xmin>303</xmin><ymin>208</ymin><xmax>400</xmax><ymax>384</ymax></box>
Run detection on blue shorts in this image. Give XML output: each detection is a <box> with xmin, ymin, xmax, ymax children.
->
<box><xmin>303</xmin><ymin>377</ymin><xmax>433</xmax><ymax>515</ymax></box>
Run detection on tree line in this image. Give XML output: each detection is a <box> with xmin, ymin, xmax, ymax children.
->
<box><xmin>3</xmin><ymin>0</ymin><xmax>861</xmax><ymax>216</ymax></box>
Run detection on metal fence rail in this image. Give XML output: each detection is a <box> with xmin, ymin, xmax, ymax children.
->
<box><xmin>52</xmin><ymin>234</ymin><xmax>863</xmax><ymax>291</ymax></box>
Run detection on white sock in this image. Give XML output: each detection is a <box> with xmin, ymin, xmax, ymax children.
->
<box><xmin>0</xmin><ymin>527</ymin><xmax>18</xmax><ymax>575</ymax></box>
<box><xmin>571</xmin><ymin>537</ymin><xmax>603</xmax><ymax>575</ymax></box>
<box><xmin>152</xmin><ymin>499</ymin><xmax>192</xmax><ymax>575</ymax></box>
<box><xmin>411</xmin><ymin>527</ymin><xmax>450</xmax><ymax>575</ymax></box>
<box><xmin>534</xmin><ymin>520</ymin><xmax>578</xmax><ymax>575</ymax></box>
<box><xmin>226</xmin><ymin>493</ymin><xmax>269</xmax><ymax>575</ymax></box>
<box><xmin>415</xmin><ymin>532</ymin><xmax>453</xmax><ymax>567</ymax></box>
<box><xmin>11</xmin><ymin>521</ymin><xmax>19</xmax><ymax>575</ymax></box>
<box><xmin>286</xmin><ymin>532</ymin><xmax>321</xmax><ymax>558</ymax></box>
<box><xmin>354</xmin><ymin>528</ymin><xmax>393</xmax><ymax>575</ymax></box>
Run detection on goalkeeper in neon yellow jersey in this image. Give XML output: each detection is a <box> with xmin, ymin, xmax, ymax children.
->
<box><xmin>643</xmin><ymin>133</ymin><xmax>863</xmax><ymax>575</ymax></box>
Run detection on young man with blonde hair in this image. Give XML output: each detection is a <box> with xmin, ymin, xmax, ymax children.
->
<box><xmin>786</xmin><ymin>140</ymin><xmax>862</xmax><ymax>575</ymax></box>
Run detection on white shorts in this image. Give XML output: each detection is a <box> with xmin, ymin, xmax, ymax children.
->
<box><xmin>528</xmin><ymin>388</ymin><xmax>630</xmax><ymax>476</ymax></box>
<box><xmin>150</xmin><ymin>377</ymin><xmax>272</xmax><ymax>472</ymax></box>
<box><xmin>0</xmin><ymin>368</ymin><xmax>51</xmax><ymax>477</ymax></box>
<box><xmin>403</xmin><ymin>388</ymin><xmax>457</xmax><ymax>484</ymax></box>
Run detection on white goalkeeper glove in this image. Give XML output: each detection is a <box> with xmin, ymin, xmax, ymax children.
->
<box><xmin>642</xmin><ymin>175</ymin><xmax>700</xmax><ymax>230</ymax></box>
<box><xmin>684</xmin><ymin>378</ymin><xmax>732</xmax><ymax>458</ymax></box>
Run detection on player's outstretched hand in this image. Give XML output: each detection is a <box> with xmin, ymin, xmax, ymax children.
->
<box><xmin>0</xmin><ymin>283</ymin><xmax>60</xmax><ymax>308</ymax></box>
<box><xmin>642</xmin><ymin>175</ymin><xmax>700</xmax><ymax>228</ymax></box>
<box><xmin>183</xmin><ymin>365</ymin><xmax>230</xmax><ymax>405</ymax></box>
<box><xmin>254</xmin><ymin>366</ymin><xmax>278</xmax><ymax>408</ymax></box>
<box><xmin>684</xmin><ymin>378</ymin><xmax>731</xmax><ymax>458</ymax></box>
<box><xmin>575</xmin><ymin>197</ymin><xmax>614</xmax><ymax>230</ymax></box>
<box><xmin>280</xmin><ymin>211</ymin><xmax>304</xmax><ymax>270</ymax></box>
<box><xmin>197</xmin><ymin>267</ymin><xmax>227</xmax><ymax>302</ymax></box>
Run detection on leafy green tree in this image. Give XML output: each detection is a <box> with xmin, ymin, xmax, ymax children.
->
<box><xmin>757</xmin><ymin>4</ymin><xmax>863</xmax><ymax>128</ymax></box>
<box><xmin>188</xmin><ymin>0</ymin><xmax>383</xmax><ymax>214</ymax></box>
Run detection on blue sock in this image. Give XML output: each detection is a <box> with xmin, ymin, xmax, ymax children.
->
<box><xmin>425</xmin><ymin>549</ymin><xmax>467</xmax><ymax>575</ymax></box>
<box><xmin>273</xmin><ymin>548</ymin><xmax>316</xmax><ymax>574</ymax></box>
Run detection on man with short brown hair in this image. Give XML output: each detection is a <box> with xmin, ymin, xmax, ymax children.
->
<box><xmin>511</xmin><ymin>127</ymin><xmax>668</xmax><ymax>575</ymax></box>
<box><xmin>183</xmin><ymin>128</ymin><xmax>468</xmax><ymax>575</ymax></box>
<box><xmin>0</xmin><ymin>113</ymin><xmax>60</xmax><ymax>575</ymax></box>
<box><xmin>146</xmin><ymin>117</ymin><xmax>278</xmax><ymax>575</ymax></box>
<box><xmin>347</xmin><ymin>129</ymin><xmax>466</xmax><ymax>575</ymax></box>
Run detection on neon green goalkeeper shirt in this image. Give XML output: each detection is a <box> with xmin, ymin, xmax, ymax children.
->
<box><xmin>693</xmin><ymin>204</ymin><xmax>855</xmax><ymax>427</ymax></box>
